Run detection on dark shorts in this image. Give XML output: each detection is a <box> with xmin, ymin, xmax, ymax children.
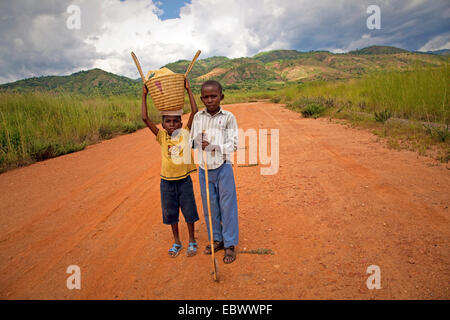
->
<box><xmin>160</xmin><ymin>175</ymin><xmax>199</xmax><ymax>225</ymax></box>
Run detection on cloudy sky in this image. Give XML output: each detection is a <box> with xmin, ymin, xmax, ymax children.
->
<box><xmin>0</xmin><ymin>0</ymin><xmax>449</xmax><ymax>84</ymax></box>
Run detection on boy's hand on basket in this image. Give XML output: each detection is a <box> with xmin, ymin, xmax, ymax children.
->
<box><xmin>142</xmin><ymin>85</ymin><xmax>148</xmax><ymax>96</ymax></box>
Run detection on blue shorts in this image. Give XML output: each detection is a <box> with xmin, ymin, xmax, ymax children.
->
<box><xmin>160</xmin><ymin>175</ymin><xmax>199</xmax><ymax>225</ymax></box>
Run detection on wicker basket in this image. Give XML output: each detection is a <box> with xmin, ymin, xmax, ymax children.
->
<box><xmin>131</xmin><ymin>50</ymin><xmax>201</xmax><ymax>112</ymax></box>
<box><xmin>145</xmin><ymin>73</ymin><xmax>186</xmax><ymax>111</ymax></box>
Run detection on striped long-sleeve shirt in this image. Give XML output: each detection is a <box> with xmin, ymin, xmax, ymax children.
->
<box><xmin>189</xmin><ymin>107</ymin><xmax>238</xmax><ymax>170</ymax></box>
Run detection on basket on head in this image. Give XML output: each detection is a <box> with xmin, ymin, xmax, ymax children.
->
<box><xmin>131</xmin><ymin>50</ymin><xmax>201</xmax><ymax>113</ymax></box>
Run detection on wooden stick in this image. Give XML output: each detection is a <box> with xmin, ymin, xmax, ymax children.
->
<box><xmin>130</xmin><ymin>52</ymin><xmax>146</xmax><ymax>83</ymax></box>
<box><xmin>185</xmin><ymin>50</ymin><xmax>201</xmax><ymax>77</ymax></box>
<box><xmin>202</xmin><ymin>131</ymin><xmax>218</xmax><ymax>281</ymax></box>
<box><xmin>233</xmin><ymin>152</ymin><xmax>237</xmax><ymax>185</ymax></box>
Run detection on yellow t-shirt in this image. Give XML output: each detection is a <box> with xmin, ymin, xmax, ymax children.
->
<box><xmin>156</xmin><ymin>127</ymin><xmax>197</xmax><ymax>181</ymax></box>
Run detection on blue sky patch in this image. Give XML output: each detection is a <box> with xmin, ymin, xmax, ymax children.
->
<box><xmin>155</xmin><ymin>0</ymin><xmax>191</xmax><ymax>20</ymax></box>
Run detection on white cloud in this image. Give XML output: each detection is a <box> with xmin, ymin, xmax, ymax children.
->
<box><xmin>330</xmin><ymin>33</ymin><xmax>390</xmax><ymax>53</ymax></box>
<box><xmin>87</xmin><ymin>0</ymin><xmax>368</xmax><ymax>79</ymax></box>
<box><xmin>0</xmin><ymin>0</ymin><xmax>105</xmax><ymax>83</ymax></box>
<box><xmin>0</xmin><ymin>0</ymin><xmax>449</xmax><ymax>84</ymax></box>
<box><xmin>418</xmin><ymin>32</ymin><xmax>450</xmax><ymax>51</ymax></box>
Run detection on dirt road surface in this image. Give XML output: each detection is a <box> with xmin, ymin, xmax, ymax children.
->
<box><xmin>0</xmin><ymin>103</ymin><xmax>449</xmax><ymax>299</ymax></box>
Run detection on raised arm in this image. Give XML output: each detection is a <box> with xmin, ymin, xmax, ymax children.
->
<box><xmin>185</xmin><ymin>79</ymin><xmax>198</xmax><ymax>130</ymax></box>
<box><xmin>141</xmin><ymin>85</ymin><xmax>159</xmax><ymax>136</ymax></box>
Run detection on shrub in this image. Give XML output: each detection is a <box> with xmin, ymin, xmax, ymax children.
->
<box><xmin>99</xmin><ymin>124</ymin><xmax>113</xmax><ymax>139</ymax></box>
<box><xmin>374</xmin><ymin>109</ymin><xmax>393</xmax><ymax>124</ymax></box>
<box><xmin>301</xmin><ymin>104</ymin><xmax>325</xmax><ymax>118</ymax></box>
<box><xmin>122</xmin><ymin>122</ymin><xmax>138</xmax><ymax>133</ymax></box>
<box><xmin>271</xmin><ymin>96</ymin><xmax>281</xmax><ymax>103</ymax></box>
<box><xmin>431</xmin><ymin>124</ymin><xmax>450</xmax><ymax>142</ymax></box>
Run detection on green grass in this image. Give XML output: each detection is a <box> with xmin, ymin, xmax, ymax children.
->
<box><xmin>299</xmin><ymin>104</ymin><xmax>326</xmax><ymax>118</ymax></box>
<box><xmin>237</xmin><ymin>248</ymin><xmax>275</xmax><ymax>255</ymax></box>
<box><xmin>208</xmin><ymin>64</ymin><xmax>449</xmax><ymax>162</ymax></box>
<box><xmin>274</xmin><ymin>64</ymin><xmax>449</xmax><ymax>162</ymax></box>
<box><xmin>0</xmin><ymin>90</ymin><xmax>204</xmax><ymax>173</ymax></box>
<box><xmin>281</xmin><ymin>63</ymin><xmax>449</xmax><ymax>124</ymax></box>
<box><xmin>0</xmin><ymin>92</ymin><xmax>159</xmax><ymax>172</ymax></box>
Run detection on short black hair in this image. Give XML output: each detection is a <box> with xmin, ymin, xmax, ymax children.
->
<box><xmin>201</xmin><ymin>80</ymin><xmax>223</xmax><ymax>94</ymax></box>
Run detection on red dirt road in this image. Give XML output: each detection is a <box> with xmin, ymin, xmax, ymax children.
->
<box><xmin>0</xmin><ymin>103</ymin><xmax>449</xmax><ymax>299</ymax></box>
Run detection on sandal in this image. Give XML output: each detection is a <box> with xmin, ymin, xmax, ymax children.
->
<box><xmin>168</xmin><ymin>243</ymin><xmax>183</xmax><ymax>258</ymax></box>
<box><xmin>187</xmin><ymin>242</ymin><xmax>198</xmax><ymax>257</ymax></box>
<box><xmin>223</xmin><ymin>246</ymin><xmax>236</xmax><ymax>264</ymax></box>
<box><xmin>204</xmin><ymin>241</ymin><xmax>224</xmax><ymax>255</ymax></box>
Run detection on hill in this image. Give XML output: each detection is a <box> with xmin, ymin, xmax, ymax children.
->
<box><xmin>425</xmin><ymin>49</ymin><xmax>450</xmax><ymax>56</ymax></box>
<box><xmin>252</xmin><ymin>50</ymin><xmax>303</xmax><ymax>63</ymax></box>
<box><xmin>350</xmin><ymin>45</ymin><xmax>409</xmax><ymax>55</ymax></box>
<box><xmin>160</xmin><ymin>45</ymin><xmax>446</xmax><ymax>87</ymax></box>
<box><xmin>0</xmin><ymin>68</ymin><xmax>141</xmax><ymax>95</ymax></box>
<box><xmin>0</xmin><ymin>46</ymin><xmax>447</xmax><ymax>93</ymax></box>
<box><xmin>164</xmin><ymin>56</ymin><xmax>230</xmax><ymax>79</ymax></box>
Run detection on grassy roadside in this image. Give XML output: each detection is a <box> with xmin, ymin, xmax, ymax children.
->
<box><xmin>322</xmin><ymin>111</ymin><xmax>449</xmax><ymax>163</ymax></box>
<box><xmin>279</xmin><ymin>64</ymin><xmax>449</xmax><ymax>163</ymax></box>
<box><xmin>0</xmin><ymin>92</ymin><xmax>166</xmax><ymax>173</ymax></box>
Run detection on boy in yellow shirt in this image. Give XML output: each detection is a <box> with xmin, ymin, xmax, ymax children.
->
<box><xmin>141</xmin><ymin>79</ymin><xmax>199</xmax><ymax>257</ymax></box>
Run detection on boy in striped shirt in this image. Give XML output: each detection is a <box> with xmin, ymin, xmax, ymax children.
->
<box><xmin>190</xmin><ymin>80</ymin><xmax>239</xmax><ymax>264</ymax></box>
